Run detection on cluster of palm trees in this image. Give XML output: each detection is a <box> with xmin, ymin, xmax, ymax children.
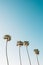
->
<box><xmin>3</xmin><ymin>34</ymin><xmax>40</xmax><ymax>65</ymax></box>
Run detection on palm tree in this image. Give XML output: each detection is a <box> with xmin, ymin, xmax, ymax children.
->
<box><xmin>34</xmin><ymin>49</ymin><xmax>40</xmax><ymax>65</ymax></box>
<box><xmin>4</xmin><ymin>35</ymin><xmax>11</xmax><ymax>65</ymax></box>
<box><xmin>17</xmin><ymin>41</ymin><xmax>23</xmax><ymax>65</ymax></box>
<box><xmin>23</xmin><ymin>41</ymin><xmax>31</xmax><ymax>65</ymax></box>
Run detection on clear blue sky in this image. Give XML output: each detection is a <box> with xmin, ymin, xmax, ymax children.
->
<box><xmin>0</xmin><ymin>0</ymin><xmax>43</xmax><ymax>65</ymax></box>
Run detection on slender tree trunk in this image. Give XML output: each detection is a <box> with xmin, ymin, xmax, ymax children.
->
<box><xmin>36</xmin><ymin>55</ymin><xmax>39</xmax><ymax>65</ymax></box>
<box><xmin>19</xmin><ymin>46</ymin><xmax>22</xmax><ymax>65</ymax></box>
<box><xmin>26</xmin><ymin>46</ymin><xmax>31</xmax><ymax>65</ymax></box>
<box><xmin>6</xmin><ymin>41</ymin><xmax>9</xmax><ymax>65</ymax></box>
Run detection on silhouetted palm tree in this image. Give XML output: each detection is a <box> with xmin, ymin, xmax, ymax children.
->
<box><xmin>34</xmin><ymin>49</ymin><xmax>40</xmax><ymax>65</ymax></box>
<box><xmin>23</xmin><ymin>41</ymin><xmax>31</xmax><ymax>65</ymax></box>
<box><xmin>17</xmin><ymin>41</ymin><xmax>23</xmax><ymax>65</ymax></box>
<box><xmin>4</xmin><ymin>35</ymin><xmax>11</xmax><ymax>65</ymax></box>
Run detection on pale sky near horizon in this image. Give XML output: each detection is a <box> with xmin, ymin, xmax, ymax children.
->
<box><xmin>0</xmin><ymin>0</ymin><xmax>43</xmax><ymax>65</ymax></box>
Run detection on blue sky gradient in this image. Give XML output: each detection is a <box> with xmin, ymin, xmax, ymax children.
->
<box><xmin>0</xmin><ymin>0</ymin><xmax>43</xmax><ymax>65</ymax></box>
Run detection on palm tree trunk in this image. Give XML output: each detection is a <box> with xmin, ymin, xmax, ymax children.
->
<box><xmin>26</xmin><ymin>46</ymin><xmax>31</xmax><ymax>65</ymax></box>
<box><xmin>6</xmin><ymin>41</ymin><xmax>9</xmax><ymax>65</ymax></box>
<box><xmin>19</xmin><ymin>46</ymin><xmax>22</xmax><ymax>65</ymax></box>
<box><xmin>36</xmin><ymin>55</ymin><xmax>39</xmax><ymax>65</ymax></box>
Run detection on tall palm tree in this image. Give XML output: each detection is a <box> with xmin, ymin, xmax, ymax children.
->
<box><xmin>4</xmin><ymin>35</ymin><xmax>11</xmax><ymax>65</ymax></box>
<box><xmin>17</xmin><ymin>41</ymin><xmax>23</xmax><ymax>65</ymax></box>
<box><xmin>34</xmin><ymin>49</ymin><xmax>40</xmax><ymax>65</ymax></box>
<box><xmin>23</xmin><ymin>41</ymin><xmax>31</xmax><ymax>65</ymax></box>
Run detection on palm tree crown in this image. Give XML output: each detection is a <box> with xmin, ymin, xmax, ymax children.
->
<box><xmin>23</xmin><ymin>41</ymin><xmax>29</xmax><ymax>46</ymax></box>
<box><xmin>4</xmin><ymin>35</ymin><xmax>11</xmax><ymax>41</ymax></box>
<box><xmin>34</xmin><ymin>49</ymin><xmax>39</xmax><ymax>55</ymax></box>
<box><xmin>17</xmin><ymin>41</ymin><xmax>23</xmax><ymax>47</ymax></box>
